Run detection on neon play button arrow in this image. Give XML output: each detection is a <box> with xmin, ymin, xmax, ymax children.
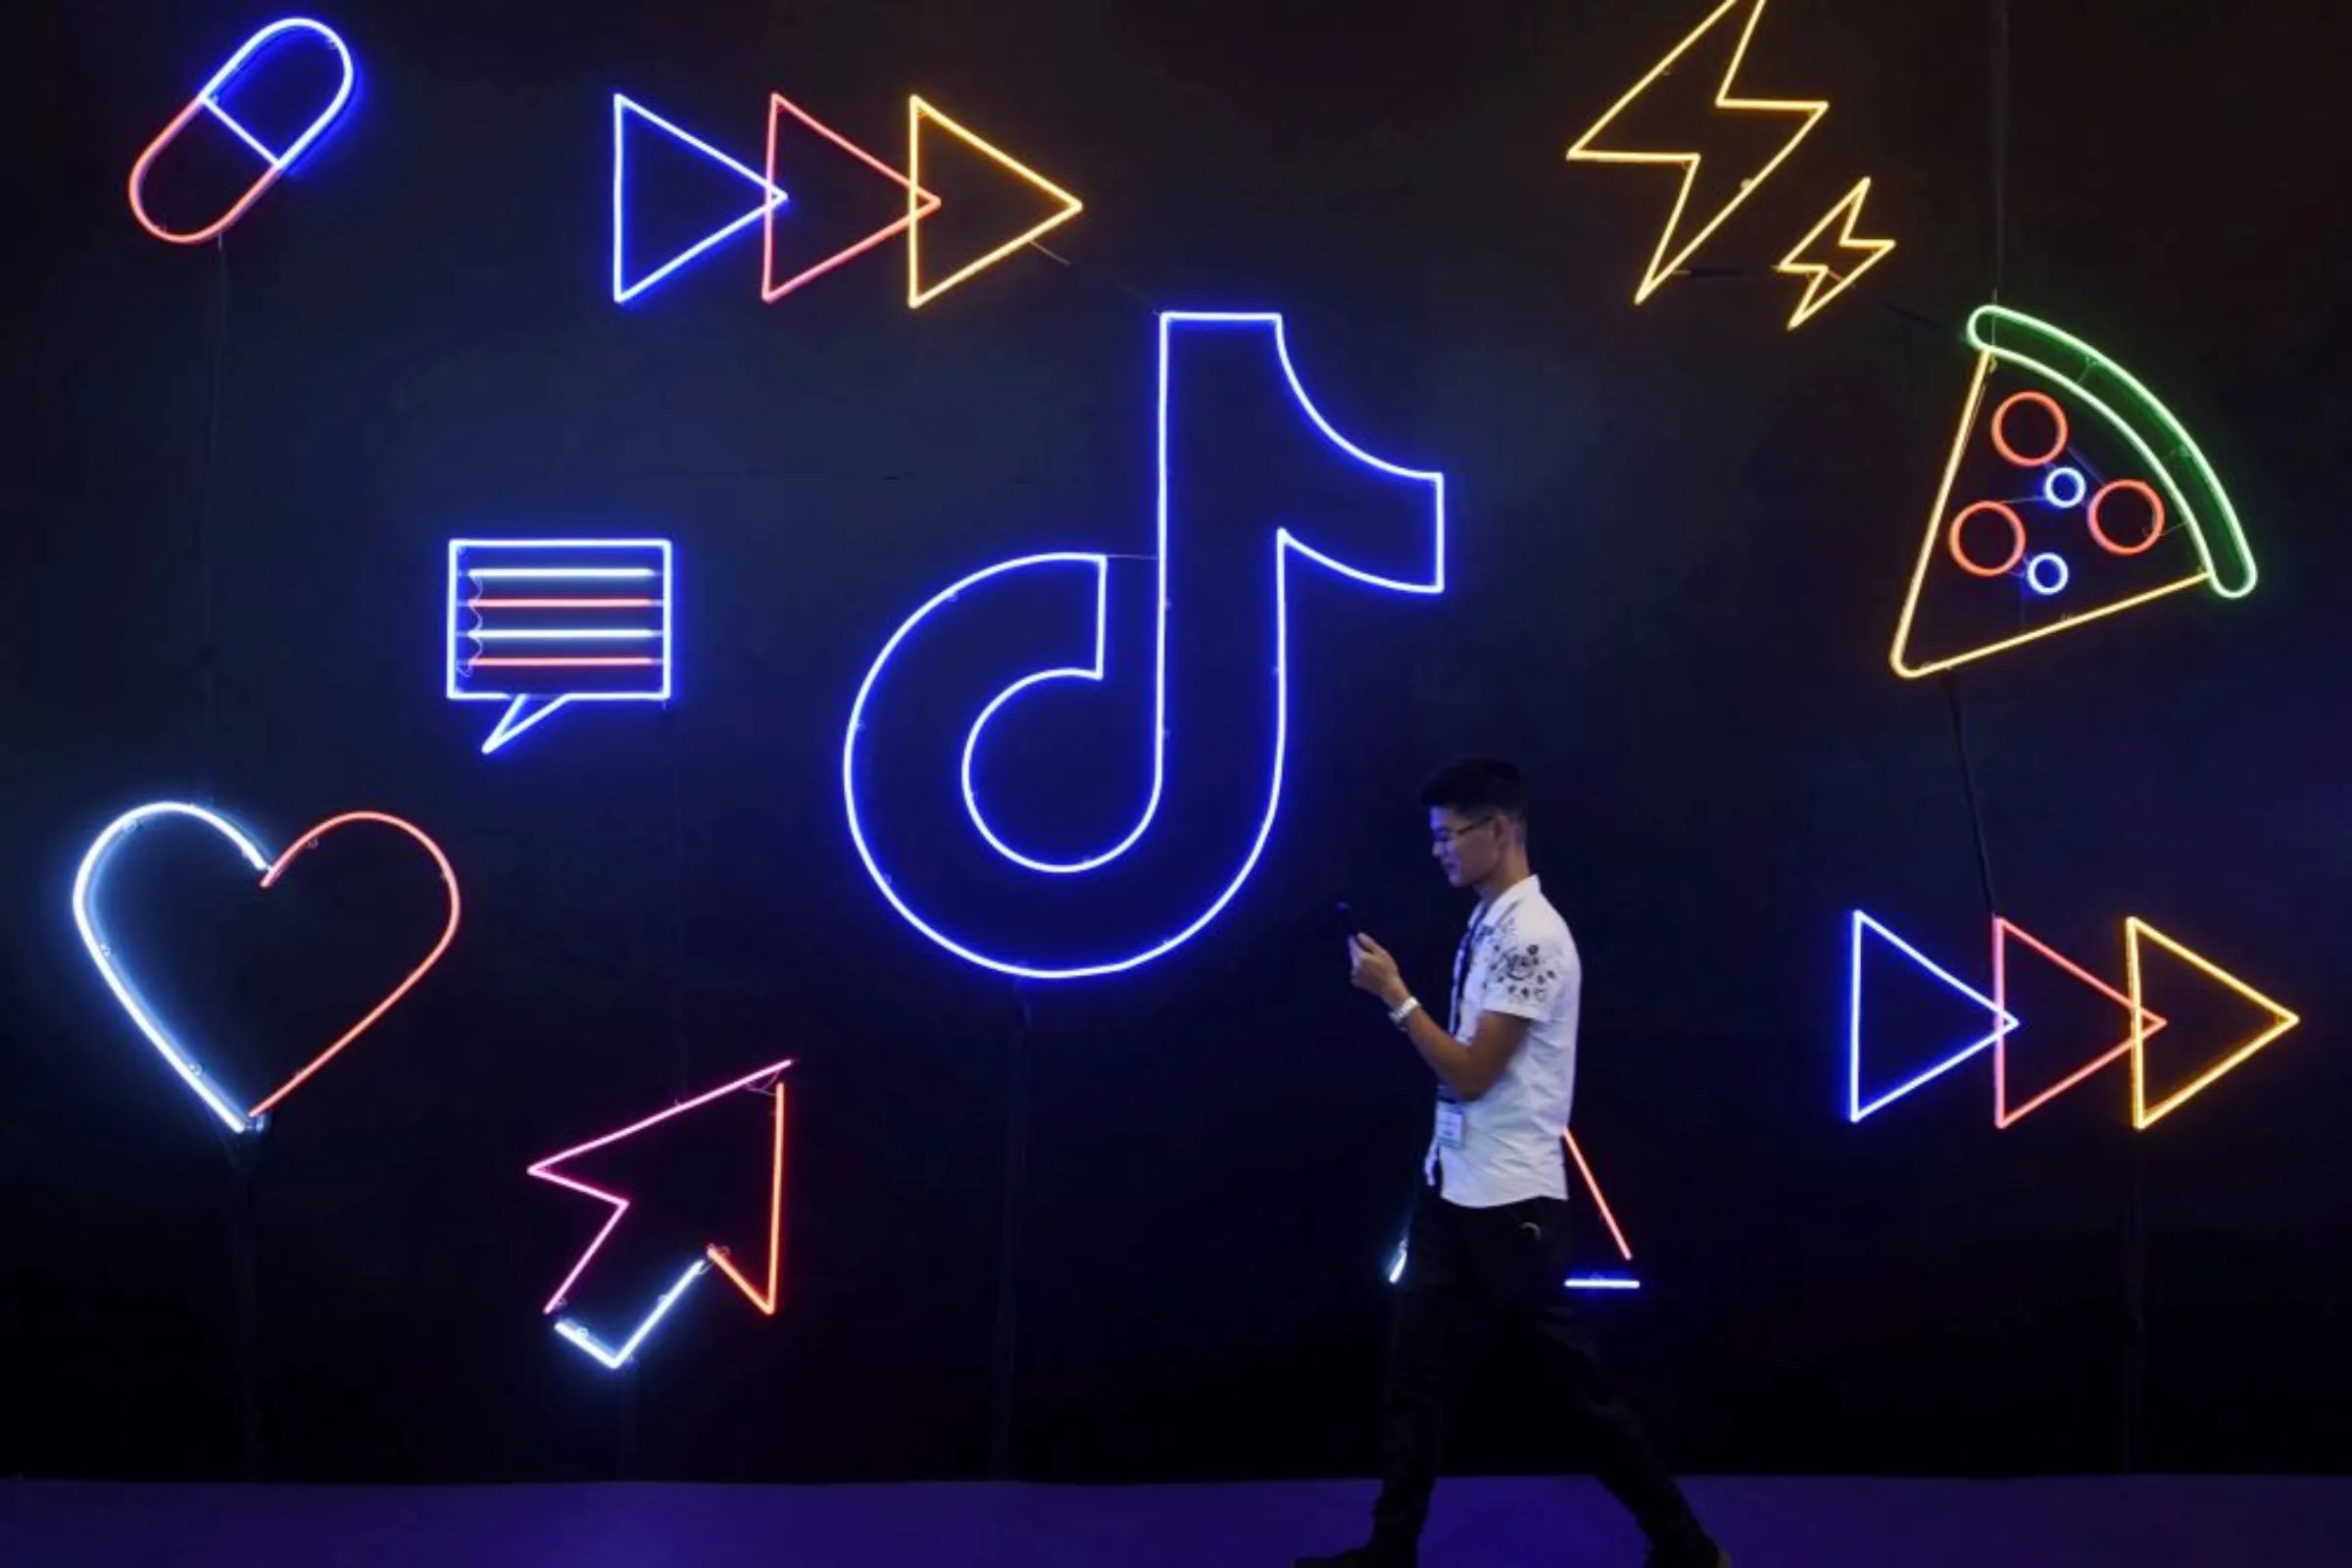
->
<box><xmin>611</xmin><ymin>94</ymin><xmax>789</xmax><ymax>305</ymax></box>
<box><xmin>528</xmin><ymin>1056</ymin><xmax>792</xmax><ymax>1368</ymax></box>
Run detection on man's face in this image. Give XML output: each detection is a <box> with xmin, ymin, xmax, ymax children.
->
<box><xmin>1430</xmin><ymin>807</ymin><xmax>1504</xmax><ymax>889</ymax></box>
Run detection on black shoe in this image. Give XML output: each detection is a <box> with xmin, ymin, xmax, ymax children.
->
<box><xmin>1645</xmin><ymin>1538</ymin><xmax>1730</xmax><ymax>1568</ymax></box>
<box><xmin>1295</xmin><ymin>1544</ymin><xmax>1416</xmax><ymax>1568</ymax></box>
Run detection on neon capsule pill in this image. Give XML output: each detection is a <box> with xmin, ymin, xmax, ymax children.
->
<box><xmin>127</xmin><ymin>19</ymin><xmax>356</xmax><ymax>245</ymax></box>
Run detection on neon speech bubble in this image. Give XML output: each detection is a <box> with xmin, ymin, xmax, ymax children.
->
<box><xmin>446</xmin><ymin>539</ymin><xmax>674</xmax><ymax>755</ymax></box>
<box><xmin>72</xmin><ymin>802</ymin><xmax>461</xmax><ymax>1135</ymax></box>
<box><xmin>128</xmin><ymin>18</ymin><xmax>357</xmax><ymax>246</ymax></box>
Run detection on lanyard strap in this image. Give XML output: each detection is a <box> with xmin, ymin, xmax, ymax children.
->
<box><xmin>1448</xmin><ymin>911</ymin><xmax>1486</xmax><ymax>1037</ymax></box>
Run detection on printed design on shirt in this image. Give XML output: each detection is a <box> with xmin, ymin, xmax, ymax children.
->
<box><xmin>1484</xmin><ymin>910</ymin><xmax>1562</xmax><ymax>1012</ymax></box>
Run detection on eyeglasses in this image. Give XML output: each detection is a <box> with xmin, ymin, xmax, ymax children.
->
<box><xmin>1430</xmin><ymin>816</ymin><xmax>1498</xmax><ymax>848</ymax></box>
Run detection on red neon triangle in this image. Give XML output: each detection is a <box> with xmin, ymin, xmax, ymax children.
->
<box><xmin>762</xmin><ymin>92</ymin><xmax>942</xmax><ymax>304</ymax></box>
<box><xmin>1562</xmin><ymin>1129</ymin><xmax>1636</xmax><ymax>1265</ymax></box>
<box><xmin>1992</xmin><ymin>917</ymin><xmax>2165</xmax><ymax>1128</ymax></box>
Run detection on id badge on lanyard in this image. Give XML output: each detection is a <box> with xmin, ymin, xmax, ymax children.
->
<box><xmin>1435</xmin><ymin>1088</ymin><xmax>1466</xmax><ymax>1151</ymax></box>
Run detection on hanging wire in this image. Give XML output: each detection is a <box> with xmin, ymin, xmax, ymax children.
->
<box><xmin>1942</xmin><ymin>672</ymin><xmax>2002</xmax><ymax>916</ymax></box>
<box><xmin>667</xmin><ymin>705</ymin><xmax>690</xmax><ymax>1102</ymax></box>
<box><xmin>1976</xmin><ymin>0</ymin><xmax>2145</xmax><ymax>1474</ymax></box>
<box><xmin>990</xmin><ymin>980</ymin><xmax>1036</xmax><ymax>1479</ymax></box>
<box><xmin>195</xmin><ymin>235</ymin><xmax>231</xmax><ymax>804</ymax></box>
<box><xmin>1945</xmin><ymin>0</ymin><xmax>2013</xmax><ymax>925</ymax></box>
<box><xmin>1989</xmin><ymin>0</ymin><xmax>2010</xmax><ymax>302</ymax></box>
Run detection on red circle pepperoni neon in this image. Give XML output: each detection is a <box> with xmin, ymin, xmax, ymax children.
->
<box><xmin>1947</xmin><ymin>501</ymin><xmax>2028</xmax><ymax>578</ymax></box>
<box><xmin>2087</xmin><ymin>479</ymin><xmax>2166</xmax><ymax>557</ymax></box>
<box><xmin>1990</xmin><ymin>391</ymin><xmax>2069</xmax><ymax>468</ymax></box>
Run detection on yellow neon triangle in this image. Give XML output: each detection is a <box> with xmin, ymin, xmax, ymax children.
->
<box><xmin>1889</xmin><ymin>350</ymin><xmax>2209</xmax><ymax>679</ymax></box>
<box><xmin>906</xmin><ymin>96</ymin><xmax>1084</xmax><ymax>309</ymax></box>
<box><xmin>2126</xmin><ymin>918</ymin><xmax>2300</xmax><ymax>1131</ymax></box>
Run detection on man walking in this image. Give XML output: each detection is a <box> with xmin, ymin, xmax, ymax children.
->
<box><xmin>1299</xmin><ymin>759</ymin><xmax>1728</xmax><ymax>1568</ymax></box>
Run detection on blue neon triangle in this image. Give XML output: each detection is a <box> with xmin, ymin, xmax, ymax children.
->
<box><xmin>612</xmin><ymin>94</ymin><xmax>788</xmax><ymax>304</ymax></box>
<box><xmin>1848</xmin><ymin>910</ymin><xmax>2017</xmax><ymax>1122</ymax></box>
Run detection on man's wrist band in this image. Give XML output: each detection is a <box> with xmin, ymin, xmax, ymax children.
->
<box><xmin>1389</xmin><ymin>996</ymin><xmax>1423</xmax><ymax>1028</ymax></box>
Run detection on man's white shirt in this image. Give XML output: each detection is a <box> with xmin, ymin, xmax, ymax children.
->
<box><xmin>1422</xmin><ymin>874</ymin><xmax>1583</xmax><ymax>1208</ymax></box>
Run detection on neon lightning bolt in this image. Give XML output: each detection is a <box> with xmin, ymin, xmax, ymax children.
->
<box><xmin>1774</xmin><ymin>176</ymin><xmax>1896</xmax><ymax>328</ymax></box>
<box><xmin>1566</xmin><ymin>0</ymin><xmax>1829</xmax><ymax>305</ymax></box>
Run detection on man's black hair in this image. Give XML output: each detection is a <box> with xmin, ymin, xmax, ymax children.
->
<box><xmin>1419</xmin><ymin>758</ymin><xmax>1529</xmax><ymax>821</ymax></box>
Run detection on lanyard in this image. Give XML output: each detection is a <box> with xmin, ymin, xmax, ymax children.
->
<box><xmin>1448</xmin><ymin>907</ymin><xmax>1488</xmax><ymax>1038</ymax></box>
<box><xmin>1433</xmin><ymin>910</ymin><xmax>1487</xmax><ymax>1180</ymax></box>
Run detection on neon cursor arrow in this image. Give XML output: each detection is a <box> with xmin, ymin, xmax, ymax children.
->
<box><xmin>527</xmin><ymin>1056</ymin><xmax>792</xmax><ymax>1369</ymax></box>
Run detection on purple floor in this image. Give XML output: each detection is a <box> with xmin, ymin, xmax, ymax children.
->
<box><xmin>4</xmin><ymin>1476</ymin><xmax>2346</xmax><ymax>1566</ymax></box>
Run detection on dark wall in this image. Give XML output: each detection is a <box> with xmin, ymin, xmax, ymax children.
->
<box><xmin>5</xmin><ymin>0</ymin><xmax>2349</xmax><ymax>1484</ymax></box>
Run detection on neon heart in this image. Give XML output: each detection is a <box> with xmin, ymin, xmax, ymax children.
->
<box><xmin>73</xmin><ymin>802</ymin><xmax>462</xmax><ymax>1135</ymax></box>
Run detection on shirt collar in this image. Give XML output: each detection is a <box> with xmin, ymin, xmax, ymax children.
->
<box><xmin>1469</xmin><ymin>873</ymin><xmax>1541</xmax><ymax>936</ymax></box>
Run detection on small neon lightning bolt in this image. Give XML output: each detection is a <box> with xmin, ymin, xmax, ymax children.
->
<box><xmin>1774</xmin><ymin>176</ymin><xmax>1896</xmax><ymax>329</ymax></box>
<box><xmin>1566</xmin><ymin>0</ymin><xmax>1829</xmax><ymax>305</ymax></box>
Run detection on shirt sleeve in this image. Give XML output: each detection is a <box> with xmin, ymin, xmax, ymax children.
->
<box><xmin>1478</xmin><ymin>916</ymin><xmax>1573</xmax><ymax>1022</ymax></box>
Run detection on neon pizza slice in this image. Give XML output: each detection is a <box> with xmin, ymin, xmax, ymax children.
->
<box><xmin>1890</xmin><ymin>306</ymin><xmax>2257</xmax><ymax>678</ymax></box>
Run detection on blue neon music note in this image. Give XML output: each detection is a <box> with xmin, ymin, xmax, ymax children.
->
<box><xmin>842</xmin><ymin>312</ymin><xmax>1446</xmax><ymax>980</ymax></box>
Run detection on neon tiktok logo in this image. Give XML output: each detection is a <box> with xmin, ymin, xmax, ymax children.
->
<box><xmin>844</xmin><ymin>313</ymin><xmax>1446</xmax><ymax>979</ymax></box>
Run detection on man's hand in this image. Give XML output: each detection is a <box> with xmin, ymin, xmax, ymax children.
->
<box><xmin>1348</xmin><ymin>934</ymin><xmax>1411</xmax><ymax>1010</ymax></box>
<box><xmin>1353</xmin><ymin>930</ymin><xmax>1527</xmax><ymax>1098</ymax></box>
